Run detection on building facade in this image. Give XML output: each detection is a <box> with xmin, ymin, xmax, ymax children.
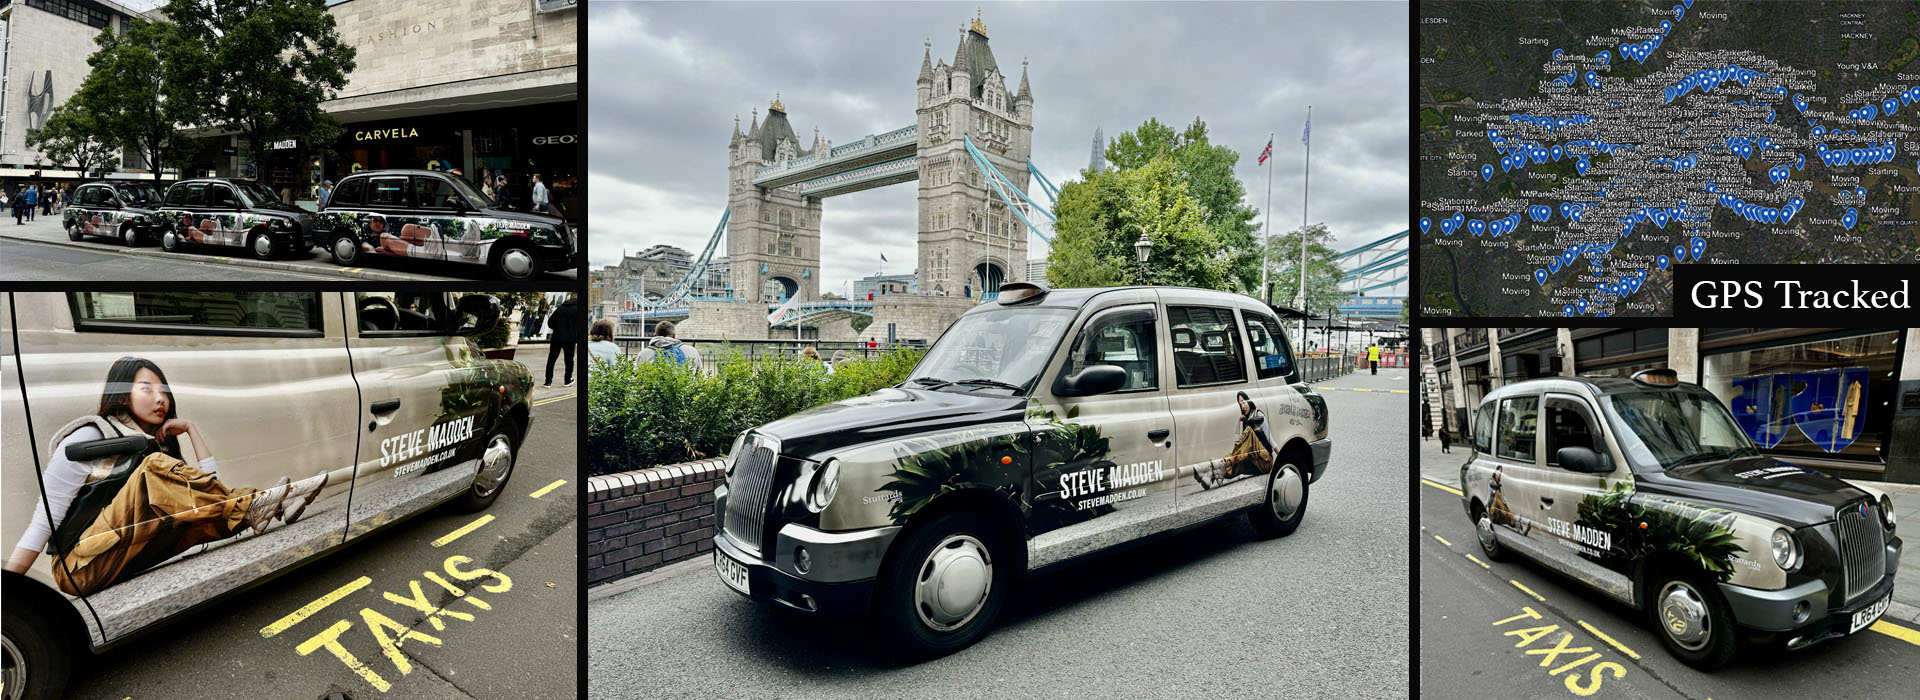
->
<box><xmin>1424</xmin><ymin>327</ymin><xmax>1920</xmax><ymax>484</ymax></box>
<box><xmin>914</xmin><ymin>16</ymin><xmax>1032</xmax><ymax>299</ymax></box>
<box><xmin>0</xmin><ymin>0</ymin><xmax>148</xmax><ymax>186</ymax></box>
<box><xmin>589</xmin><ymin>245</ymin><xmax>732</xmax><ymax>318</ymax></box>
<box><xmin>849</xmin><ymin>272</ymin><xmax>916</xmax><ymax>301</ymax></box>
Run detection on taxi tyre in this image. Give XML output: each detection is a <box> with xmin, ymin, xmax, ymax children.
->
<box><xmin>453</xmin><ymin>418</ymin><xmax>521</xmax><ymax>512</ymax></box>
<box><xmin>119</xmin><ymin>223</ymin><xmax>138</xmax><ymax>247</ymax></box>
<box><xmin>247</xmin><ymin>229</ymin><xmax>277</xmax><ymax>261</ymax></box>
<box><xmin>489</xmin><ymin>240</ymin><xmax>538</xmax><ymax>282</ymax></box>
<box><xmin>1647</xmin><ymin>566</ymin><xmax>1740</xmax><ymax>670</ymax></box>
<box><xmin>1248</xmin><ymin>455</ymin><xmax>1309</xmax><ymax>538</ymax></box>
<box><xmin>65</xmin><ymin>222</ymin><xmax>83</xmax><ymax>242</ymax></box>
<box><xmin>3</xmin><ymin>601</ymin><xmax>70</xmax><ymax>700</ymax></box>
<box><xmin>1470</xmin><ymin>500</ymin><xmax>1512</xmax><ymax>561</ymax></box>
<box><xmin>329</xmin><ymin>230</ymin><xmax>362</xmax><ymax>266</ymax></box>
<box><xmin>161</xmin><ymin>228</ymin><xmax>185</xmax><ymax>253</ymax></box>
<box><xmin>873</xmin><ymin>509</ymin><xmax>1012</xmax><ymax>659</ymax></box>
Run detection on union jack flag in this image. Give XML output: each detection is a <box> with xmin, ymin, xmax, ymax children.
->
<box><xmin>1257</xmin><ymin>138</ymin><xmax>1273</xmax><ymax>165</ymax></box>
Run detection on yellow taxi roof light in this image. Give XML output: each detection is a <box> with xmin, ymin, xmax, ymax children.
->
<box><xmin>1632</xmin><ymin>368</ymin><xmax>1680</xmax><ymax>387</ymax></box>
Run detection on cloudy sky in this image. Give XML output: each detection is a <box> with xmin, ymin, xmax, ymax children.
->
<box><xmin>591</xmin><ymin>1</ymin><xmax>1408</xmax><ymax>297</ymax></box>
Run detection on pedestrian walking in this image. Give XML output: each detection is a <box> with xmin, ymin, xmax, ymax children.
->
<box><xmin>41</xmin><ymin>184</ymin><xmax>54</xmax><ymax>217</ymax></box>
<box><xmin>495</xmin><ymin>175</ymin><xmax>516</xmax><ymax>210</ymax></box>
<box><xmin>1439</xmin><ymin>429</ymin><xmax>1452</xmax><ymax>454</ymax></box>
<box><xmin>637</xmin><ymin>320</ymin><xmax>702</xmax><ymax>371</ymax></box>
<box><xmin>1368</xmin><ymin>343</ymin><xmax>1381</xmax><ymax>375</ymax></box>
<box><xmin>543</xmin><ymin>293</ymin><xmax>581</xmax><ymax>388</ymax></box>
<box><xmin>24</xmin><ymin>185</ymin><xmax>38</xmax><ymax>222</ymax></box>
<box><xmin>530</xmin><ymin>174</ymin><xmax>550</xmax><ymax>214</ymax></box>
<box><xmin>587</xmin><ymin>318</ymin><xmax>620</xmax><ymax>368</ymax></box>
<box><xmin>317</xmin><ymin>180</ymin><xmax>333</xmax><ymax>208</ymax></box>
<box><xmin>6</xmin><ymin>188</ymin><xmax>20</xmax><ymax>225</ymax></box>
<box><xmin>481</xmin><ymin>177</ymin><xmax>496</xmax><ymax>201</ymax></box>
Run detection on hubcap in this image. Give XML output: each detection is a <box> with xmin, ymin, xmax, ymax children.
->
<box><xmin>501</xmin><ymin>249</ymin><xmax>535</xmax><ymax>278</ymax></box>
<box><xmin>1658</xmin><ymin>581</ymin><xmax>1711</xmax><ymax>650</ymax></box>
<box><xmin>473</xmin><ymin>433</ymin><xmax>514</xmax><ymax>498</ymax></box>
<box><xmin>254</xmin><ymin>234</ymin><xmax>273</xmax><ymax>257</ymax></box>
<box><xmin>163</xmin><ymin>232</ymin><xmax>177</xmax><ymax>249</ymax></box>
<box><xmin>4</xmin><ymin>632</ymin><xmax>24</xmax><ymax>700</ymax></box>
<box><xmin>1477</xmin><ymin>514</ymin><xmax>1498</xmax><ymax>552</ymax></box>
<box><xmin>1271</xmin><ymin>464</ymin><xmax>1304</xmax><ymax>519</ymax></box>
<box><xmin>334</xmin><ymin>238</ymin><xmax>357</xmax><ymax>262</ymax></box>
<box><xmin>914</xmin><ymin>534</ymin><xmax>992</xmax><ymax>632</ymax></box>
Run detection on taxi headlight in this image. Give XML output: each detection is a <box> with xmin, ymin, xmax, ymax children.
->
<box><xmin>1882</xmin><ymin>494</ymin><xmax>1897</xmax><ymax>531</ymax></box>
<box><xmin>1771</xmin><ymin>528</ymin><xmax>1801</xmax><ymax>571</ymax></box>
<box><xmin>807</xmin><ymin>458</ymin><xmax>839</xmax><ymax>512</ymax></box>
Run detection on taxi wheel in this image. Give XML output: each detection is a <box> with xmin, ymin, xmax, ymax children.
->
<box><xmin>455</xmin><ymin>418</ymin><xmax>520</xmax><ymax>512</ymax></box>
<box><xmin>65</xmin><ymin>223</ymin><xmax>83</xmax><ymax>242</ymax></box>
<box><xmin>1249</xmin><ymin>459</ymin><xmax>1308</xmax><ymax>538</ymax></box>
<box><xmin>1649</xmin><ymin>570</ymin><xmax>1739</xmax><ymax>670</ymax></box>
<box><xmin>119</xmin><ymin>225</ymin><xmax>138</xmax><ymax>247</ymax></box>
<box><xmin>248</xmin><ymin>231</ymin><xmax>276</xmax><ymax>260</ymax></box>
<box><xmin>330</xmin><ymin>233</ymin><xmax>361</xmax><ymax>266</ymax></box>
<box><xmin>873</xmin><ymin>510</ymin><xmax>1010</xmax><ymax>659</ymax></box>
<box><xmin>1472</xmin><ymin>503</ymin><xmax>1512</xmax><ymax>561</ymax></box>
<box><xmin>3</xmin><ymin>603</ymin><xmax>72</xmax><ymax>700</ymax></box>
<box><xmin>161</xmin><ymin>230</ymin><xmax>184</xmax><ymax>253</ymax></box>
<box><xmin>490</xmin><ymin>242</ymin><xmax>538</xmax><ymax>282</ymax></box>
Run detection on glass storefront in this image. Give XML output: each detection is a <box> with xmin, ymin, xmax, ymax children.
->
<box><xmin>327</xmin><ymin>101</ymin><xmax>580</xmax><ymax>224</ymax></box>
<box><xmin>1701</xmin><ymin>330</ymin><xmax>1901</xmax><ymax>466</ymax></box>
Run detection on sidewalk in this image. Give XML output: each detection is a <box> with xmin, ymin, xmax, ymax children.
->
<box><xmin>1414</xmin><ymin>435</ymin><xmax>1920</xmax><ymax>626</ymax></box>
<box><xmin>0</xmin><ymin>212</ymin><xmax>437</xmax><ymax>281</ymax></box>
<box><xmin>1306</xmin><ymin>362</ymin><xmax>1411</xmax><ymax>393</ymax></box>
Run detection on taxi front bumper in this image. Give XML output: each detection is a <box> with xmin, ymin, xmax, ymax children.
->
<box><xmin>1718</xmin><ymin>534</ymin><xmax>1900</xmax><ymax>645</ymax></box>
<box><xmin>711</xmin><ymin>522</ymin><xmax>900</xmax><ymax>617</ymax></box>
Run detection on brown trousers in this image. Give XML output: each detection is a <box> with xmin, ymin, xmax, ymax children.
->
<box><xmin>53</xmin><ymin>452</ymin><xmax>262</xmax><ymax>597</ymax></box>
<box><xmin>1224</xmin><ymin>428</ymin><xmax>1274</xmax><ymax>479</ymax></box>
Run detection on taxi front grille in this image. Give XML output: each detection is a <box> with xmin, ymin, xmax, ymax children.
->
<box><xmin>722</xmin><ymin>441</ymin><xmax>777</xmax><ymax>557</ymax></box>
<box><xmin>1835</xmin><ymin>504</ymin><xmax>1886</xmax><ymax>605</ymax></box>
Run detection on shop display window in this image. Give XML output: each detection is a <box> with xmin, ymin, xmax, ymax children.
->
<box><xmin>1702</xmin><ymin>331</ymin><xmax>1900</xmax><ymax>463</ymax></box>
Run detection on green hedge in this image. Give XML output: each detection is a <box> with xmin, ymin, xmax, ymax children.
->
<box><xmin>587</xmin><ymin>347</ymin><xmax>924</xmax><ymax>475</ymax></box>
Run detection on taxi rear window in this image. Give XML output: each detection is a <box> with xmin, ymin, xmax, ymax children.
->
<box><xmin>69</xmin><ymin>292</ymin><xmax>324</xmax><ymax>337</ymax></box>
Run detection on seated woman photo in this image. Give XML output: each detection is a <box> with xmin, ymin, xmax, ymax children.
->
<box><xmin>4</xmin><ymin>357</ymin><xmax>328</xmax><ymax>597</ymax></box>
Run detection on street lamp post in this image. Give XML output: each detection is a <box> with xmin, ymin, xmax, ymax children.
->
<box><xmin>1134</xmin><ymin>234</ymin><xmax>1152</xmax><ymax>285</ymax></box>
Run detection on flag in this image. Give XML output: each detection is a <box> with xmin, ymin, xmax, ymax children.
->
<box><xmin>1302</xmin><ymin>115</ymin><xmax>1311</xmax><ymax>146</ymax></box>
<box><xmin>1257</xmin><ymin>138</ymin><xmax>1273</xmax><ymax>165</ymax></box>
<box><xmin>881</xmin><ymin>253</ymin><xmax>889</xmax><ymax>262</ymax></box>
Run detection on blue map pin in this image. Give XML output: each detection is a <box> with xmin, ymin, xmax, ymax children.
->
<box><xmin>1842</xmin><ymin>208</ymin><xmax>1858</xmax><ymax>230</ymax></box>
<box><xmin>1657</xmin><ymin>255</ymin><xmax>1670</xmax><ymax>271</ymax></box>
<box><xmin>1673</xmin><ymin>245</ymin><xmax>1687</xmax><ymax>262</ymax></box>
<box><xmin>1468</xmin><ymin>219</ymin><xmax>1486</xmax><ymax>235</ymax></box>
<box><xmin>1482</xmin><ymin>164</ymin><xmax>1494</xmax><ymax>181</ymax></box>
<box><xmin>1884</xmin><ymin>98</ymin><xmax>1899</xmax><ymax>116</ymax></box>
<box><xmin>1596</xmin><ymin>51</ymin><xmax>1610</xmax><ymax>66</ymax></box>
<box><xmin>1563</xmin><ymin>305</ymin><xmax>1575</xmax><ymax>317</ymax></box>
<box><xmin>1691</xmin><ymin>237</ymin><xmax>1707</xmax><ymax>259</ymax></box>
<box><xmin>1535</xmin><ymin>269</ymin><xmax>1548</xmax><ymax>285</ymax></box>
<box><xmin>1419</xmin><ymin>217</ymin><xmax>1431</xmax><ymax>235</ymax></box>
<box><xmin>1576</xmin><ymin>299</ymin><xmax>1589</xmax><ymax>313</ymax></box>
<box><xmin>1855</xmin><ymin>187</ymin><xmax>1866</xmax><ymax>200</ymax></box>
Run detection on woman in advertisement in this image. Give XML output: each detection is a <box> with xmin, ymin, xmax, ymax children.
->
<box><xmin>1194</xmin><ymin>391</ymin><xmax>1276</xmax><ymax>489</ymax></box>
<box><xmin>3</xmin><ymin>357</ymin><xmax>327</xmax><ymax>597</ymax></box>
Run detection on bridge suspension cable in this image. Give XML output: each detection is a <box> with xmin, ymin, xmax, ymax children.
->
<box><xmin>963</xmin><ymin>135</ymin><xmax>1056</xmax><ymax>244</ymax></box>
<box><xmin>625</xmin><ymin>208</ymin><xmax>731</xmax><ymax>313</ymax></box>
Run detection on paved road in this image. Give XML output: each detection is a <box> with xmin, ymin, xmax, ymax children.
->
<box><xmin>64</xmin><ymin>366</ymin><xmax>580</xmax><ymax>700</ymax></box>
<box><xmin>0</xmin><ymin>215</ymin><xmax>578</xmax><ymax>282</ymax></box>
<box><xmin>1417</xmin><ymin>437</ymin><xmax>1920</xmax><ymax>699</ymax></box>
<box><xmin>588</xmin><ymin>368</ymin><xmax>1412</xmax><ymax>700</ymax></box>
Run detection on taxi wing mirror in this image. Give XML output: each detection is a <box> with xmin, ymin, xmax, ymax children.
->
<box><xmin>1057</xmin><ymin>364</ymin><xmax>1127</xmax><ymax>397</ymax></box>
<box><xmin>452</xmin><ymin>294</ymin><xmax>501</xmax><ymax>336</ymax></box>
<box><xmin>1556</xmin><ymin>446</ymin><xmax>1611</xmax><ymax>473</ymax></box>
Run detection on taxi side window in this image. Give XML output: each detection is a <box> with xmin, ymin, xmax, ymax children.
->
<box><xmin>1544</xmin><ymin>397</ymin><xmax>1600</xmax><ymax>468</ymax></box>
<box><xmin>209</xmin><ymin>184</ymin><xmax>239</xmax><ymax>208</ymax></box>
<box><xmin>1496</xmin><ymin>396</ymin><xmax>1538</xmax><ymax>462</ymax></box>
<box><xmin>69</xmin><ymin>292</ymin><xmax>324</xmax><ymax>335</ymax></box>
<box><xmin>76</xmin><ymin>186</ymin><xmax>101</xmax><ymax>206</ymax></box>
<box><xmin>1062</xmin><ymin>307</ymin><xmax>1157</xmax><ymax>391</ymax></box>
<box><xmin>1473</xmin><ymin>403</ymin><xmax>1495</xmax><ymax>453</ymax></box>
<box><xmin>414</xmin><ymin>177</ymin><xmax>463</xmax><ymax>211</ymax></box>
<box><xmin>1241</xmin><ymin>309</ymin><xmax>1292</xmax><ymax>380</ymax></box>
<box><xmin>355</xmin><ymin>292</ymin><xmax>444</xmax><ymax>335</ymax></box>
<box><xmin>332</xmin><ymin>178</ymin><xmax>365</xmax><ymax>207</ymax></box>
<box><xmin>173</xmin><ymin>184</ymin><xmax>207</xmax><ymax>207</ymax></box>
<box><xmin>367</xmin><ymin>178</ymin><xmax>410</xmax><ymax>207</ymax></box>
<box><xmin>1168</xmin><ymin>305</ymin><xmax>1246</xmax><ymax>387</ymax></box>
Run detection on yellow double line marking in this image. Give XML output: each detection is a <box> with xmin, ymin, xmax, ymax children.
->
<box><xmin>532</xmin><ymin>392</ymin><xmax>576</xmax><ymax>407</ymax></box>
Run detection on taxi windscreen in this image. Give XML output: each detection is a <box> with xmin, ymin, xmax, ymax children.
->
<box><xmin>908</xmin><ymin>308</ymin><xmax>1075</xmax><ymax>393</ymax></box>
<box><xmin>1604</xmin><ymin>391</ymin><xmax>1758</xmax><ymax>469</ymax></box>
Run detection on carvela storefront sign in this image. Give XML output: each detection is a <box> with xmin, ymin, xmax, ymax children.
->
<box><xmin>356</xmin><ymin>126</ymin><xmax>423</xmax><ymax>142</ymax></box>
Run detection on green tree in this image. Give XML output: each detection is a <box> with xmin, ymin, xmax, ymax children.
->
<box><xmin>850</xmin><ymin>315</ymin><xmax>874</xmax><ymax>334</ymax></box>
<box><xmin>70</xmin><ymin>18</ymin><xmax>200</xmax><ymax>183</ymax></box>
<box><xmin>1104</xmin><ymin>117</ymin><xmax>1263</xmax><ymax>293</ymax></box>
<box><xmin>26</xmin><ymin>106</ymin><xmax>120</xmax><ymax>177</ymax></box>
<box><xmin>163</xmin><ymin>0</ymin><xmax>356</xmax><ymax>176</ymax></box>
<box><xmin>1046</xmin><ymin>158</ymin><xmax>1234</xmax><ymax>289</ymax></box>
<box><xmin>1262</xmin><ymin>223</ymin><xmax>1346</xmax><ymax>315</ymax></box>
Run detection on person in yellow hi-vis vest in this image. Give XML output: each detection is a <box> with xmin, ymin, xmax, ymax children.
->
<box><xmin>1368</xmin><ymin>344</ymin><xmax>1381</xmax><ymax>375</ymax></box>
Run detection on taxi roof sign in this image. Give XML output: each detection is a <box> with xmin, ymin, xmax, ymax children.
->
<box><xmin>996</xmin><ymin>282</ymin><xmax>1049</xmax><ymax>305</ymax></box>
<box><xmin>1631</xmin><ymin>368</ymin><xmax>1680</xmax><ymax>387</ymax></box>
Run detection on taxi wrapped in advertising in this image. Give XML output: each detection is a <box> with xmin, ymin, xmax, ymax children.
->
<box><xmin>1459</xmin><ymin>368</ymin><xmax>1901</xmax><ymax>669</ymax></box>
<box><xmin>711</xmin><ymin>284</ymin><xmax>1333</xmax><ymax>657</ymax></box>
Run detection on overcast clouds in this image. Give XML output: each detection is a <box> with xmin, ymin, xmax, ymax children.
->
<box><xmin>591</xmin><ymin>1</ymin><xmax>1408</xmax><ymax>297</ymax></box>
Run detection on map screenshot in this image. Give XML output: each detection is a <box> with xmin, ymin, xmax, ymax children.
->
<box><xmin>1418</xmin><ymin>0</ymin><xmax>1920</xmax><ymax>317</ymax></box>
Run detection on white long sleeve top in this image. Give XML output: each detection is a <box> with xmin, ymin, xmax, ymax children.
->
<box><xmin>16</xmin><ymin>425</ymin><xmax>217</xmax><ymax>554</ymax></box>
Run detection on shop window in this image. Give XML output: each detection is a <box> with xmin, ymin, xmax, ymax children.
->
<box><xmin>1704</xmin><ymin>330</ymin><xmax>1899</xmax><ymax>463</ymax></box>
<box><xmin>367</xmin><ymin>178</ymin><xmax>409</xmax><ymax>207</ymax></box>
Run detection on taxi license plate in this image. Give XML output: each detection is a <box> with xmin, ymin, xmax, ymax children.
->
<box><xmin>1849</xmin><ymin>593</ymin><xmax>1890</xmax><ymax>635</ymax></box>
<box><xmin>716</xmin><ymin>550</ymin><xmax>751</xmax><ymax>595</ymax></box>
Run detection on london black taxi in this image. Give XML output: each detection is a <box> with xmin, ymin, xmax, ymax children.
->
<box><xmin>1459</xmin><ymin>369</ymin><xmax>1900</xmax><ymax>669</ymax></box>
<box><xmin>711</xmin><ymin>284</ymin><xmax>1333</xmax><ymax>656</ymax></box>
<box><xmin>154</xmin><ymin>178</ymin><xmax>316</xmax><ymax>260</ymax></box>
<box><xmin>62</xmin><ymin>181</ymin><xmax>167</xmax><ymax>247</ymax></box>
<box><xmin>2</xmin><ymin>291</ymin><xmax>533</xmax><ymax>699</ymax></box>
<box><xmin>316</xmin><ymin>170</ymin><xmax>577</xmax><ymax>281</ymax></box>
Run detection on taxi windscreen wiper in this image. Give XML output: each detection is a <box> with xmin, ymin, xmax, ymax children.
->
<box><xmin>952</xmin><ymin>378</ymin><xmax>1025</xmax><ymax>393</ymax></box>
<box><xmin>1666</xmin><ymin>450</ymin><xmax>1735</xmax><ymax>469</ymax></box>
<box><xmin>907</xmin><ymin>376</ymin><xmax>954</xmax><ymax>390</ymax></box>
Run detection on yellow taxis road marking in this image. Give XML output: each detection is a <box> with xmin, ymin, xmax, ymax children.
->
<box><xmin>1464</xmin><ymin>553</ymin><xmax>1492</xmax><ymax>569</ymax></box>
<box><xmin>532</xmin><ymin>393</ymin><xmax>576</xmax><ymax>407</ymax></box>
<box><xmin>261</xmin><ymin>576</ymin><xmax>373</xmax><ymax>638</ymax></box>
<box><xmin>430</xmin><ymin>514</ymin><xmax>494</xmax><ymax>547</ymax></box>
<box><xmin>1511</xmin><ymin>580</ymin><xmax>1546</xmax><ymax>602</ymax></box>
<box><xmin>295</xmin><ymin>619</ymin><xmax>393</xmax><ymax>692</ymax></box>
<box><xmin>1872</xmin><ymin>619</ymin><xmax>1920</xmax><ymax>646</ymax></box>
<box><xmin>1577</xmin><ymin>619</ymin><xmax>1640</xmax><ymax>660</ymax></box>
<box><xmin>529</xmin><ymin>479</ymin><xmax>567</xmax><ymax>498</ymax></box>
<box><xmin>1422</xmin><ymin>478</ymin><xmax>1464</xmax><ymax>496</ymax></box>
<box><xmin>1433</xmin><ymin>534</ymin><xmax>1453</xmax><ymax>547</ymax></box>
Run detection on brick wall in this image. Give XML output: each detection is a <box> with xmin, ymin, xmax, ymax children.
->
<box><xmin>586</xmin><ymin>457</ymin><xmax>726</xmax><ymax>587</ymax></box>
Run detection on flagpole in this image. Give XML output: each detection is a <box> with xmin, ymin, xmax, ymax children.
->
<box><xmin>1262</xmin><ymin>132</ymin><xmax>1273</xmax><ymax>305</ymax></box>
<box><xmin>1297</xmin><ymin>105</ymin><xmax>1310</xmax><ymax>346</ymax></box>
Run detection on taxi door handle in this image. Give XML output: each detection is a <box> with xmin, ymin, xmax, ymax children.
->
<box><xmin>371</xmin><ymin>399</ymin><xmax>402</xmax><ymax>414</ymax></box>
<box><xmin>1148</xmin><ymin>429</ymin><xmax>1170</xmax><ymax>442</ymax></box>
<box><xmin>1540</xmin><ymin>496</ymin><xmax>1555</xmax><ymax>505</ymax></box>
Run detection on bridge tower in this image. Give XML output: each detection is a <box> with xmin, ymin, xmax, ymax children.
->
<box><xmin>914</xmin><ymin>13</ymin><xmax>1032</xmax><ymax>298</ymax></box>
<box><xmin>727</xmin><ymin>95</ymin><xmax>824</xmax><ymax>303</ymax></box>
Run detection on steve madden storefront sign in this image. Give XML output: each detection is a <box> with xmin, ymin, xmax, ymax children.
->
<box><xmin>358</xmin><ymin>20</ymin><xmax>440</xmax><ymax>46</ymax></box>
<box><xmin>356</xmin><ymin>127</ymin><xmax>421</xmax><ymax>141</ymax></box>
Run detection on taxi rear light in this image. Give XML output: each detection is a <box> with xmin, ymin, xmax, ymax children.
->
<box><xmin>1631</xmin><ymin>368</ymin><xmax>1680</xmax><ymax>387</ymax></box>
